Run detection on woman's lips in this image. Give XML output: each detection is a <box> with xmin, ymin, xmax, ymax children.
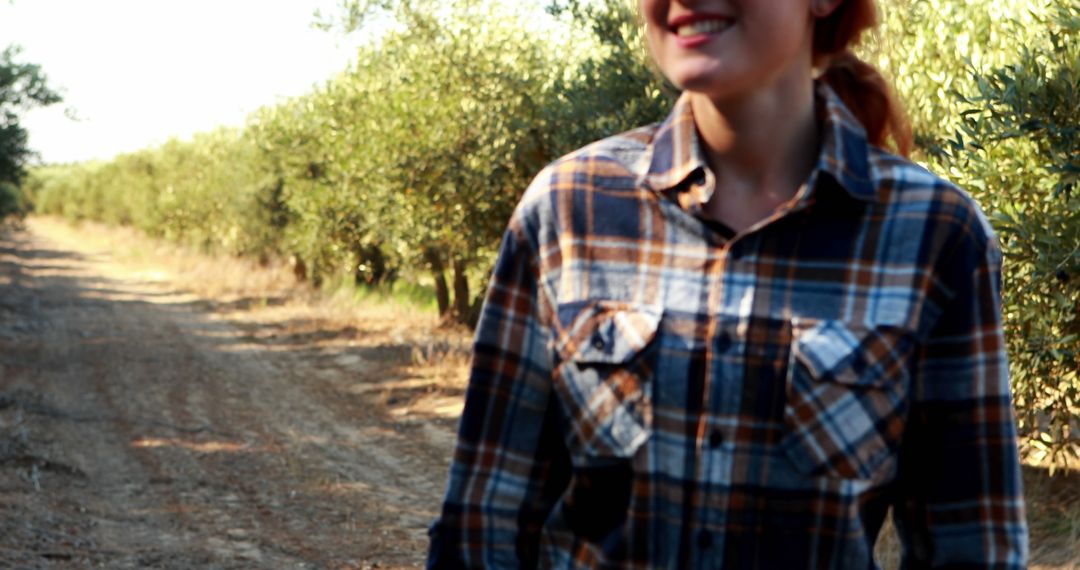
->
<box><xmin>669</xmin><ymin>15</ymin><xmax>733</xmax><ymax>48</ymax></box>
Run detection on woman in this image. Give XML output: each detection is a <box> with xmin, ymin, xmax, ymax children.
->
<box><xmin>428</xmin><ymin>0</ymin><xmax>1029</xmax><ymax>567</ymax></box>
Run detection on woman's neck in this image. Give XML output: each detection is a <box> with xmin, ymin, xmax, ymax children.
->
<box><xmin>688</xmin><ymin>69</ymin><xmax>821</xmax><ymax>232</ymax></box>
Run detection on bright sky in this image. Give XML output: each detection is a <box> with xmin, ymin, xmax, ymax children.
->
<box><xmin>0</xmin><ymin>0</ymin><xmax>368</xmax><ymax>164</ymax></box>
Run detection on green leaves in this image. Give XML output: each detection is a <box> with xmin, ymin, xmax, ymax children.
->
<box><xmin>0</xmin><ymin>45</ymin><xmax>62</xmax><ymax>210</ymax></box>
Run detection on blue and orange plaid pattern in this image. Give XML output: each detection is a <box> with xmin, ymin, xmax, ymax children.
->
<box><xmin>428</xmin><ymin>83</ymin><xmax>1028</xmax><ymax>569</ymax></box>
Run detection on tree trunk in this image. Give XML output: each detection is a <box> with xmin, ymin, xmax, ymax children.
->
<box><xmin>425</xmin><ymin>249</ymin><xmax>450</xmax><ymax>317</ymax></box>
<box><xmin>452</xmin><ymin>257</ymin><xmax>470</xmax><ymax>324</ymax></box>
<box><xmin>369</xmin><ymin>245</ymin><xmax>389</xmax><ymax>284</ymax></box>
<box><xmin>289</xmin><ymin>254</ymin><xmax>307</xmax><ymax>283</ymax></box>
<box><xmin>354</xmin><ymin>244</ymin><xmax>390</xmax><ymax>286</ymax></box>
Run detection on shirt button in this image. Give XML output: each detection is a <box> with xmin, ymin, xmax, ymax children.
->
<box><xmin>715</xmin><ymin>332</ymin><xmax>731</xmax><ymax>352</ymax></box>
<box><xmin>708</xmin><ymin>430</ymin><xmax>723</xmax><ymax>448</ymax></box>
<box><xmin>697</xmin><ymin>529</ymin><xmax>713</xmax><ymax>549</ymax></box>
<box><xmin>591</xmin><ymin>335</ymin><xmax>606</xmax><ymax>350</ymax></box>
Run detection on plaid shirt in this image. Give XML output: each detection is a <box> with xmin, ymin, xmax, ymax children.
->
<box><xmin>428</xmin><ymin>83</ymin><xmax>1028</xmax><ymax>569</ymax></box>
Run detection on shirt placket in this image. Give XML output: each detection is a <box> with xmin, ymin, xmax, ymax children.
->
<box><xmin>685</xmin><ymin>182</ymin><xmax>817</xmax><ymax>568</ymax></box>
<box><xmin>641</xmin><ymin>94</ymin><xmax>824</xmax><ymax>566</ymax></box>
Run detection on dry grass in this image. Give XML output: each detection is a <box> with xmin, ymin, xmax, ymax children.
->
<box><xmin>25</xmin><ymin>217</ymin><xmax>299</xmax><ymax>300</ymax></box>
<box><xmin>1025</xmin><ymin>463</ymin><xmax>1080</xmax><ymax>568</ymax></box>
<box><xmin>874</xmin><ymin>514</ymin><xmax>902</xmax><ymax>569</ymax></box>
<box><xmin>24</xmin><ymin>216</ymin><xmax>473</xmax><ymax>420</ymax></box>
<box><xmin>25</xmin><ymin>216</ymin><xmax>438</xmax><ymax>327</ymax></box>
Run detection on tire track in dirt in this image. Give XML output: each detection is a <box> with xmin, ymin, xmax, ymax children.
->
<box><xmin>0</xmin><ymin>221</ymin><xmax>459</xmax><ymax>569</ymax></box>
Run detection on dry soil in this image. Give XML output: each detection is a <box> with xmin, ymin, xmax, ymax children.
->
<box><xmin>0</xmin><ymin>220</ymin><xmax>461</xmax><ymax>569</ymax></box>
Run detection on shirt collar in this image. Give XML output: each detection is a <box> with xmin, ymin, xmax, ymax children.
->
<box><xmin>640</xmin><ymin>81</ymin><xmax>877</xmax><ymax>203</ymax></box>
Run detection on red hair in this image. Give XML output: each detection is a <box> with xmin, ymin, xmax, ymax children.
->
<box><xmin>814</xmin><ymin>0</ymin><xmax>912</xmax><ymax>156</ymax></box>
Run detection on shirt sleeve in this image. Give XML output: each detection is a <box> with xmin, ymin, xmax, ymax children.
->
<box><xmin>892</xmin><ymin>223</ymin><xmax>1029</xmax><ymax>568</ymax></box>
<box><xmin>427</xmin><ymin>222</ymin><xmax>567</xmax><ymax>569</ymax></box>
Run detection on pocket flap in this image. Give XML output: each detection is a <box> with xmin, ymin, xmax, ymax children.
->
<box><xmin>557</xmin><ymin>301</ymin><xmax>662</xmax><ymax>364</ymax></box>
<box><xmin>792</xmin><ymin>319</ymin><xmax>913</xmax><ymax>386</ymax></box>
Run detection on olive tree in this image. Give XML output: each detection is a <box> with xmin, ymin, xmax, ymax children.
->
<box><xmin>1</xmin><ymin>45</ymin><xmax>61</xmax><ymax>219</ymax></box>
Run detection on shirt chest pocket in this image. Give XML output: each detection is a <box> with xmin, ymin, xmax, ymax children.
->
<box><xmin>780</xmin><ymin>319</ymin><xmax>916</xmax><ymax>481</ymax></box>
<box><xmin>553</xmin><ymin>301</ymin><xmax>662</xmax><ymax>461</ymax></box>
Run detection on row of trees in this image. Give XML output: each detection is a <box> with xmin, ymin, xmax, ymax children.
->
<box><xmin>18</xmin><ymin>0</ymin><xmax>1079</xmax><ymax>466</ymax></box>
<box><xmin>26</xmin><ymin>0</ymin><xmax>668</xmax><ymax>324</ymax></box>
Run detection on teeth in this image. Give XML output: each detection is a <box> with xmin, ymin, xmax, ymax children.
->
<box><xmin>676</xmin><ymin>20</ymin><xmax>731</xmax><ymax>37</ymax></box>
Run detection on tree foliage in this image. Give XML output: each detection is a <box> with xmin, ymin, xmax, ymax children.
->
<box><xmin>545</xmin><ymin>0</ymin><xmax>675</xmax><ymax>152</ymax></box>
<box><xmin>1</xmin><ymin>45</ymin><xmax>61</xmax><ymax>219</ymax></box>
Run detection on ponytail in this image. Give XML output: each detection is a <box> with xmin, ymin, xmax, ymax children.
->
<box><xmin>814</xmin><ymin>1</ymin><xmax>913</xmax><ymax>157</ymax></box>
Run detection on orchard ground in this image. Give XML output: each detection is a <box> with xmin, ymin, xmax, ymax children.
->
<box><xmin>0</xmin><ymin>217</ymin><xmax>1076</xmax><ymax>568</ymax></box>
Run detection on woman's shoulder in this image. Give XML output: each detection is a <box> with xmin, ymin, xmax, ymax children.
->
<box><xmin>518</xmin><ymin>124</ymin><xmax>660</xmax><ymax>206</ymax></box>
<box><xmin>506</xmin><ymin>123</ymin><xmax>661</xmax><ymax>244</ymax></box>
<box><xmin>866</xmin><ymin>146</ymin><xmax>998</xmax><ymax>251</ymax></box>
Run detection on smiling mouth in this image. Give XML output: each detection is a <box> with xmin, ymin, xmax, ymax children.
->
<box><xmin>674</xmin><ymin>19</ymin><xmax>733</xmax><ymax>37</ymax></box>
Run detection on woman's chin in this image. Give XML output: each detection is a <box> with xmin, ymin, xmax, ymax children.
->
<box><xmin>664</xmin><ymin>62</ymin><xmax>745</xmax><ymax>97</ymax></box>
<box><xmin>674</xmin><ymin>75</ymin><xmax>748</xmax><ymax>101</ymax></box>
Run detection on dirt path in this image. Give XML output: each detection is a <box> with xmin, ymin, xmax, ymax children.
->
<box><xmin>0</xmin><ymin>220</ymin><xmax>462</xmax><ymax>569</ymax></box>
